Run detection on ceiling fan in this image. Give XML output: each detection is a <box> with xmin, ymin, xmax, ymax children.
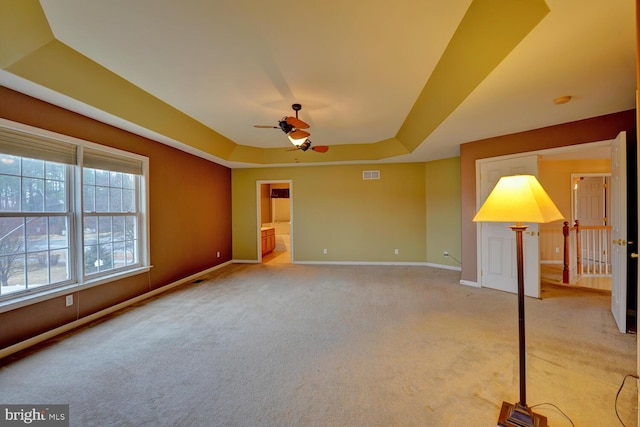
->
<box><xmin>254</xmin><ymin>103</ymin><xmax>329</xmax><ymax>153</ymax></box>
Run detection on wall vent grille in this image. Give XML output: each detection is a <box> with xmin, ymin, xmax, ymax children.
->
<box><xmin>362</xmin><ymin>170</ymin><xmax>380</xmax><ymax>180</ymax></box>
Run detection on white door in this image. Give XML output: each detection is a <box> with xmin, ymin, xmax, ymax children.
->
<box><xmin>576</xmin><ymin>177</ymin><xmax>606</xmax><ymax>226</ymax></box>
<box><xmin>576</xmin><ymin>176</ymin><xmax>608</xmax><ymax>264</ymax></box>
<box><xmin>610</xmin><ymin>132</ymin><xmax>627</xmax><ymax>333</ymax></box>
<box><xmin>478</xmin><ymin>155</ymin><xmax>540</xmax><ymax>297</ymax></box>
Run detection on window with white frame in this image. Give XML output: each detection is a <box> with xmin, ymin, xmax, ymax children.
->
<box><xmin>0</xmin><ymin>122</ymin><xmax>148</xmax><ymax>303</ymax></box>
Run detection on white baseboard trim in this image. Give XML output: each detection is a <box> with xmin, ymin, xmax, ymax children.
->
<box><xmin>293</xmin><ymin>261</ymin><xmax>428</xmax><ymax>266</ymax></box>
<box><xmin>234</xmin><ymin>259</ymin><xmax>462</xmax><ymax>270</ymax></box>
<box><xmin>236</xmin><ymin>259</ymin><xmax>461</xmax><ymax>270</ymax></box>
<box><xmin>425</xmin><ymin>262</ymin><xmax>461</xmax><ymax>271</ymax></box>
<box><xmin>0</xmin><ymin>261</ymin><xmax>233</xmax><ymax>360</ymax></box>
<box><xmin>460</xmin><ymin>279</ymin><xmax>480</xmax><ymax>288</ymax></box>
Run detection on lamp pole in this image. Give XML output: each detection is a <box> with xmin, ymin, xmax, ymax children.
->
<box><xmin>498</xmin><ymin>224</ymin><xmax>547</xmax><ymax>427</ymax></box>
<box><xmin>511</xmin><ymin>224</ymin><xmax>528</xmax><ymax>407</ymax></box>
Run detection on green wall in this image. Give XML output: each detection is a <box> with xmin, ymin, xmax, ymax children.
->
<box><xmin>425</xmin><ymin>157</ymin><xmax>461</xmax><ymax>268</ymax></box>
<box><xmin>233</xmin><ymin>159</ymin><xmax>462</xmax><ymax>266</ymax></box>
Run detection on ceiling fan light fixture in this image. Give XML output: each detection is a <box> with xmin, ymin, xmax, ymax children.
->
<box><xmin>288</xmin><ymin>134</ymin><xmax>307</xmax><ymax>145</ymax></box>
<box><xmin>255</xmin><ymin>104</ymin><xmax>327</xmax><ymax>153</ymax></box>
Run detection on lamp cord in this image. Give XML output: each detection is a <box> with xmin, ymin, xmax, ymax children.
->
<box><xmin>446</xmin><ymin>254</ymin><xmax>461</xmax><ymax>264</ymax></box>
<box><xmin>615</xmin><ymin>373</ymin><xmax>639</xmax><ymax>426</ymax></box>
<box><xmin>529</xmin><ymin>373</ymin><xmax>638</xmax><ymax>426</ymax></box>
<box><xmin>529</xmin><ymin>402</ymin><xmax>574</xmax><ymax>426</ymax></box>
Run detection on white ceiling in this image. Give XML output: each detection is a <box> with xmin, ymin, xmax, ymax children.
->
<box><xmin>3</xmin><ymin>0</ymin><xmax>636</xmax><ymax>166</ymax></box>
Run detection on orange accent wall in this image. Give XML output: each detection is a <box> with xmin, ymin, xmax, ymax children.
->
<box><xmin>460</xmin><ymin>109</ymin><xmax>636</xmax><ymax>283</ymax></box>
<box><xmin>0</xmin><ymin>86</ymin><xmax>232</xmax><ymax>349</ymax></box>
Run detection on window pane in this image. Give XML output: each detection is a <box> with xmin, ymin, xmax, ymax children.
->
<box><xmin>83</xmin><ymin>184</ymin><xmax>95</xmax><ymax>212</ymax></box>
<box><xmin>84</xmin><ymin>245</ymin><xmax>98</xmax><ymax>275</ymax></box>
<box><xmin>110</xmin><ymin>171</ymin><xmax>122</xmax><ymax>188</ymax></box>
<box><xmin>45</xmin><ymin>179</ymin><xmax>66</xmax><ymax>212</ymax></box>
<box><xmin>22</xmin><ymin>158</ymin><xmax>44</xmax><ymax>178</ymax></box>
<box><xmin>27</xmin><ymin>252</ymin><xmax>49</xmax><ymax>288</ymax></box>
<box><xmin>95</xmin><ymin>187</ymin><xmax>109</xmax><ymax>211</ymax></box>
<box><xmin>26</xmin><ymin>217</ymin><xmax>47</xmax><ymax>252</ymax></box>
<box><xmin>46</xmin><ymin>162</ymin><xmax>65</xmax><ymax>181</ymax></box>
<box><xmin>0</xmin><ymin>254</ymin><xmax>26</xmax><ymax>295</ymax></box>
<box><xmin>113</xmin><ymin>241</ymin><xmax>125</xmax><ymax>269</ymax></box>
<box><xmin>0</xmin><ymin>175</ymin><xmax>21</xmax><ymax>211</ymax></box>
<box><xmin>49</xmin><ymin>249</ymin><xmax>69</xmax><ymax>283</ymax></box>
<box><xmin>125</xmin><ymin>241</ymin><xmax>137</xmax><ymax>265</ymax></box>
<box><xmin>84</xmin><ymin>216</ymin><xmax>97</xmax><ymax>238</ymax></box>
<box><xmin>95</xmin><ymin>169</ymin><xmax>109</xmax><ymax>186</ymax></box>
<box><xmin>122</xmin><ymin>189</ymin><xmax>135</xmax><ymax>212</ymax></box>
<box><xmin>49</xmin><ymin>217</ymin><xmax>69</xmax><ymax>250</ymax></box>
<box><xmin>97</xmin><ymin>243</ymin><xmax>113</xmax><ymax>271</ymax></box>
<box><xmin>112</xmin><ymin>216</ymin><xmax>124</xmax><ymax>242</ymax></box>
<box><xmin>24</xmin><ymin>217</ymin><xmax>71</xmax><ymax>289</ymax></box>
<box><xmin>125</xmin><ymin>216</ymin><xmax>137</xmax><ymax>240</ymax></box>
<box><xmin>0</xmin><ymin>217</ymin><xmax>25</xmax><ymax>294</ymax></box>
<box><xmin>0</xmin><ymin>217</ymin><xmax>25</xmax><ymax>255</ymax></box>
<box><xmin>110</xmin><ymin>187</ymin><xmax>122</xmax><ymax>212</ymax></box>
<box><xmin>125</xmin><ymin>216</ymin><xmax>137</xmax><ymax>265</ymax></box>
<box><xmin>83</xmin><ymin>168</ymin><xmax>95</xmax><ymax>185</ymax></box>
<box><xmin>122</xmin><ymin>173</ymin><xmax>135</xmax><ymax>189</ymax></box>
<box><xmin>98</xmin><ymin>216</ymin><xmax>112</xmax><ymax>244</ymax></box>
<box><xmin>0</xmin><ymin>155</ymin><xmax>20</xmax><ymax>176</ymax></box>
<box><xmin>22</xmin><ymin>178</ymin><xmax>44</xmax><ymax>212</ymax></box>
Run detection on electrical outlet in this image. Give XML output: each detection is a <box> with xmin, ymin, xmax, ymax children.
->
<box><xmin>555</xmin><ymin>247</ymin><xmax>559</xmax><ymax>253</ymax></box>
<box><xmin>216</xmin><ymin>251</ymin><xmax>221</xmax><ymax>258</ymax></box>
<box><xmin>65</xmin><ymin>295</ymin><xmax>73</xmax><ymax>307</ymax></box>
<box><xmin>323</xmin><ymin>248</ymin><xmax>327</xmax><ymax>254</ymax></box>
<box><xmin>443</xmin><ymin>251</ymin><xmax>449</xmax><ymax>257</ymax></box>
<box><xmin>394</xmin><ymin>249</ymin><xmax>399</xmax><ymax>255</ymax></box>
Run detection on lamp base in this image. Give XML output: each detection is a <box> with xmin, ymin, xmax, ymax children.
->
<box><xmin>497</xmin><ymin>401</ymin><xmax>547</xmax><ymax>427</ymax></box>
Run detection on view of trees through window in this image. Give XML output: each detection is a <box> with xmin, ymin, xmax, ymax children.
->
<box><xmin>0</xmin><ymin>155</ymin><xmax>71</xmax><ymax>296</ymax></box>
<box><xmin>0</xmin><ymin>142</ymin><xmax>144</xmax><ymax>300</ymax></box>
<box><xmin>82</xmin><ymin>168</ymin><xmax>138</xmax><ymax>276</ymax></box>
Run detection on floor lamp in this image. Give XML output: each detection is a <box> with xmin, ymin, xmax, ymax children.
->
<box><xmin>473</xmin><ymin>175</ymin><xmax>563</xmax><ymax>427</ymax></box>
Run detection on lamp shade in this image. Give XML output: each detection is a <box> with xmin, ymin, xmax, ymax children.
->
<box><xmin>473</xmin><ymin>175</ymin><xmax>563</xmax><ymax>224</ymax></box>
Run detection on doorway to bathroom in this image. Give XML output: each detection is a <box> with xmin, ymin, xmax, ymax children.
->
<box><xmin>257</xmin><ymin>180</ymin><xmax>293</xmax><ymax>264</ymax></box>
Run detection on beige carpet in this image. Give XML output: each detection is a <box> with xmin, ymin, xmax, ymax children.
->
<box><xmin>0</xmin><ymin>263</ymin><xmax>636</xmax><ymax>426</ymax></box>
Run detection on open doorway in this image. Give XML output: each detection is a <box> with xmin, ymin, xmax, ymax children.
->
<box><xmin>476</xmin><ymin>135</ymin><xmax>637</xmax><ymax>333</ymax></box>
<box><xmin>568</xmin><ymin>173</ymin><xmax>613</xmax><ymax>291</ymax></box>
<box><xmin>476</xmin><ymin>140</ymin><xmax>613</xmax><ymax>293</ymax></box>
<box><xmin>257</xmin><ymin>180</ymin><xmax>292</xmax><ymax>264</ymax></box>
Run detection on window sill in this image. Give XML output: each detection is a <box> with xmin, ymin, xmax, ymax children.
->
<box><xmin>0</xmin><ymin>266</ymin><xmax>152</xmax><ymax>314</ymax></box>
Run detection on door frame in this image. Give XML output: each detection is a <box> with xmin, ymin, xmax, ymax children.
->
<box><xmin>256</xmin><ymin>180</ymin><xmax>293</xmax><ymax>263</ymax></box>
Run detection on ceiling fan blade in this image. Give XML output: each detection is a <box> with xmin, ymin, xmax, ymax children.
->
<box><xmin>285</xmin><ymin>147</ymin><xmax>300</xmax><ymax>151</ymax></box>
<box><xmin>254</xmin><ymin>125</ymin><xmax>278</xmax><ymax>128</ymax></box>
<box><xmin>289</xmin><ymin>129</ymin><xmax>310</xmax><ymax>139</ymax></box>
<box><xmin>285</xmin><ymin>116</ymin><xmax>310</xmax><ymax>129</ymax></box>
<box><xmin>311</xmin><ymin>145</ymin><xmax>329</xmax><ymax>153</ymax></box>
